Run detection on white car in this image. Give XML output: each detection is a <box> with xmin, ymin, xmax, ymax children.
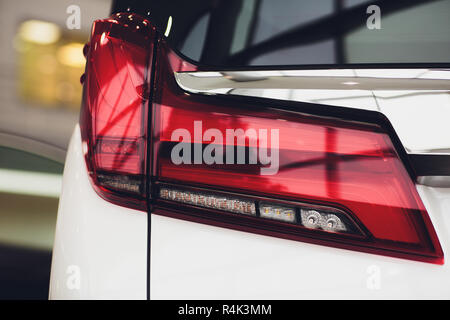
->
<box><xmin>50</xmin><ymin>0</ymin><xmax>450</xmax><ymax>299</ymax></box>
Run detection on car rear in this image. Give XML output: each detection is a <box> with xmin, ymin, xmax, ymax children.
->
<box><xmin>50</xmin><ymin>0</ymin><xmax>450</xmax><ymax>299</ymax></box>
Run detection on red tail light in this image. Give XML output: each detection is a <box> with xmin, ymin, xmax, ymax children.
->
<box><xmin>80</xmin><ymin>13</ymin><xmax>443</xmax><ymax>264</ymax></box>
<box><xmin>80</xmin><ymin>13</ymin><xmax>156</xmax><ymax>210</ymax></box>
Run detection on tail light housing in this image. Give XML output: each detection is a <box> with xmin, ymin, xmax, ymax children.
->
<box><xmin>80</xmin><ymin>13</ymin><xmax>443</xmax><ymax>264</ymax></box>
<box><xmin>80</xmin><ymin>13</ymin><xmax>155</xmax><ymax>210</ymax></box>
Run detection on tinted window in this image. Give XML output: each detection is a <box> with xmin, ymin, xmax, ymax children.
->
<box><xmin>112</xmin><ymin>0</ymin><xmax>450</xmax><ymax>67</ymax></box>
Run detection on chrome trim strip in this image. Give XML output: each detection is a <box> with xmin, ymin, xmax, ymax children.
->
<box><xmin>417</xmin><ymin>176</ymin><xmax>450</xmax><ymax>188</ymax></box>
<box><xmin>175</xmin><ymin>69</ymin><xmax>450</xmax><ymax>91</ymax></box>
<box><xmin>405</xmin><ymin>148</ymin><xmax>450</xmax><ymax>155</ymax></box>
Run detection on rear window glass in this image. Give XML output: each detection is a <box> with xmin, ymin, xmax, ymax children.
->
<box><xmin>112</xmin><ymin>0</ymin><xmax>450</xmax><ymax>67</ymax></box>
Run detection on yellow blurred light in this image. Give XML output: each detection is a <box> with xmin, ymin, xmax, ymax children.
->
<box><xmin>38</xmin><ymin>54</ymin><xmax>57</xmax><ymax>74</ymax></box>
<box><xmin>57</xmin><ymin>43</ymin><xmax>85</xmax><ymax>67</ymax></box>
<box><xmin>18</xmin><ymin>20</ymin><xmax>61</xmax><ymax>45</ymax></box>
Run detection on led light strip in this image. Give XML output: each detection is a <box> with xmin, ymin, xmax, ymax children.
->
<box><xmin>158</xmin><ymin>186</ymin><xmax>357</xmax><ymax>235</ymax></box>
<box><xmin>159</xmin><ymin>187</ymin><xmax>256</xmax><ymax>215</ymax></box>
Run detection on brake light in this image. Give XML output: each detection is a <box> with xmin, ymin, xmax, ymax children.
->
<box><xmin>80</xmin><ymin>13</ymin><xmax>443</xmax><ymax>263</ymax></box>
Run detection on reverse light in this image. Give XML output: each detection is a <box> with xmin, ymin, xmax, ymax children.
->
<box><xmin>80</xmin><ymin>13</ymin><xmax>443</xmax><ymax>264</ymax></box>
<box><xmin>260</xmin><ymin>203</ymin><xmax>296</xmax><ymax>223</ymax></box>
<box><xmin>300</xmin><ymin>209</ymin><xmax>348</xmax><ymax>233</ymax></box>
<box><xmin>158</xmin><ymin>186</ymin><xmax>361</xmax><ymax>235</ymax></box>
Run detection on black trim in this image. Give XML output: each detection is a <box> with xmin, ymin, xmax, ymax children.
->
<box><xmin>409</xmin><ymin>154</ymin><xmax>450</xmax><ymax>177</ymax></box>
<box><xmin>145</xmin><ymin>36</ymin><xmax>159</xmax><ymax>301</ymax></box>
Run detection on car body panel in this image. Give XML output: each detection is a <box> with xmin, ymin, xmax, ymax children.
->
<box><xmin>49</xmin><ymin>125</ymin><xmax>147</xmax><ymax>300</ymax></box>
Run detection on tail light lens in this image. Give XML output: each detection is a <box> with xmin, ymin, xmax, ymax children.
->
<box><xmin>80</xmin><ymin>13</ymin><xmax>155</xmax><ymax>210</ymax></box>
<box><xmin>80</xmin><ymin>13</ymin><xmax>443</xmax><ymax>264</ymax></box>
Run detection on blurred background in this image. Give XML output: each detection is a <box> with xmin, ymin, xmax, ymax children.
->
<box><xmin>0</xmin><ymin>0</ymin><xmax>110</xmax><ymax>299</ymax></box>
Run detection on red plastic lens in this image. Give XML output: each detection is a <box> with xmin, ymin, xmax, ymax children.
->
<box><xmin>80</xmin><ymin>13</ymin><xmax>155</xmax><ymax>210</ymax></box>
